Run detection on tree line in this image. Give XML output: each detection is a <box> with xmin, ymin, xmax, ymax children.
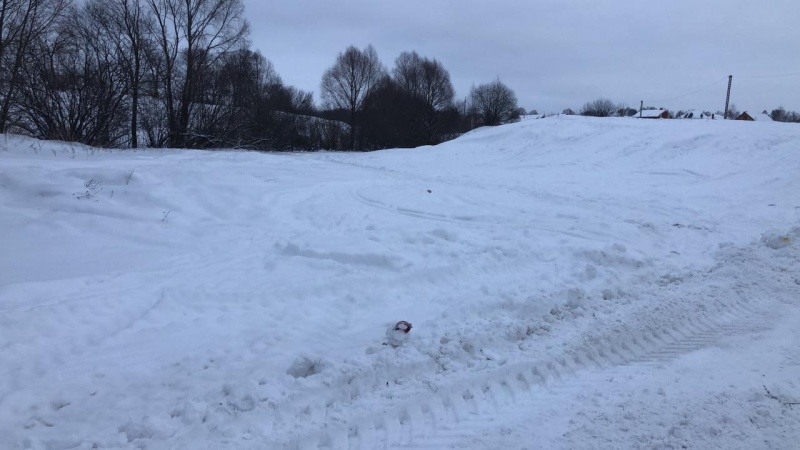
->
<box><xmin>768</xmin><ymin>107</ymin><xmax>800</xmax><ymax>123</ymax></box>
<box><xmin>0</xmin><ymin>0</ymin><xmax>520</xmax><ymax>151</ymax></box>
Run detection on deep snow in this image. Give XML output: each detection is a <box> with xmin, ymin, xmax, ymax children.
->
<box><xmin>1</xmin><ymin>116</ymin><xmax>799</xmax><ymax>449</ymax></box>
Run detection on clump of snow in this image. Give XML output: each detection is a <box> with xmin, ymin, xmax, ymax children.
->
<box><xmin>762</xmin><ymin>230</ymin><xmax>792</xmax><ymax>249</ymax></box>
<box><xmin>564</xmin><ymin>287</ymin><xmax>587</xmax><ymax>309</ymax></box>
<box><xmin>118</xmin><ymin>416</ymin><xmax>173</xmax><ymax>443</ymax></box>
<box><xmin>286</xmin><ymin>356</ymin><xmax>328</xmax><ymax>378</ymax></box>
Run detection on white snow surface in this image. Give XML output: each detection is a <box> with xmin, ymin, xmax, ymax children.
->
<box><xmin>1</xmin><ymin>116</ymin><xmax>799</xmax><ymax>449</ymax></box>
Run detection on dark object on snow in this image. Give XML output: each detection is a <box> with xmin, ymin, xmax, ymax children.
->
<box><xmin>394</xmin><ymin>321</ymin><xmax>412</xmax><ymax>333</ymax></box>
<box><xmin>383</xmin><ymin>321</ymin><xmax>413</xmax><ymax>347</ymax></box>
<box><xmin>426</xmin><ymin>189</ymin><xmax>432</xmax><ymax>193</ymax></box>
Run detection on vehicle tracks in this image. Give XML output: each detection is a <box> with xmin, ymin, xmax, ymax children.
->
<box><xmin>273</xmin><ymin>245</ymin><xmax>797</xmax><ymax>450</ymax></box>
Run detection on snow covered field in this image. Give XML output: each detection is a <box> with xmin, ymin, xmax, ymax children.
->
<box><xmin>1</xmin><ymin>116</ymin><xmax>799</xmax><ymax>449</ymax></box>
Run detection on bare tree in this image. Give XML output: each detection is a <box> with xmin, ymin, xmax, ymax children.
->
<box><xmin>0</xmin><ymin>0</ymin><xmax>69</xmax><ymax>132</ymax></box>
<box><xmin>392</xmin><ymin>51</ymin><xmax>422</xmax><ymax>96</ymax></box>
<box><xmin>771</xmin><ymin>107</ymin><xmax>786</xmax><ymax>122</ymax></box>
<box><xmin>145</xmin><ymin>0</ymin><xmax>249</xmax><ymax>147</ymax></box>
<box><xmin>145</xmin><ymin>0</ymin><xmax>180</xmax><ymax>146</ymax></box>
<box><xmin>391</xmin><ymin>51</ymin><xmax>423</xmax><ymax>141</ymax></box>
<box><xmin>391</xmin><ymin>51</ymin><xmax>455</xmax><ymax>145</ymax></box>
<box><xmin>201</xmin><ymin>49</ymin><xmax>282</xmax><ymax>148</ymax></box>
<box><xmin>580</xmin><ymin>98</ymin><xmax>617</xmax><ymax>117</ymax></box>
<box><xmin>418</xmin><ymin>58</ymin><xmax>455</xmax><ymax>142</ymax></box>
<box><xmin>320</xmin><ymin>44</ymin><xmax>385</xmax><ymax>149</ymax></box>
<box><xmin>725</xmin><ymin>103</ymin><xmax>740</xmax><ymax>120</ymax></box>
<box><xmin>85</xmin><ymin>0</ymin><xmax>151</xmax><ymax>148</ymax></box>
<box><xmin>470</xmin><ymin>79</ymin><xmax>518</xmax><ymax>126</ymax></box>
<box><xmin>17</xmin><ymin>5</ymin><xmax>129</xmax><ymax>145</ymax></box>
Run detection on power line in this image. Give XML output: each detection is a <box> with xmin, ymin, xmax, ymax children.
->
<box><xmin>648</xmin><ymin>77</ymin><xmax>728</xmax><ymax>104</ymax></box>
<box><xmin>738</xmin><ymin>71</ymin><xmax>800</xmax><ymax>79</ymax></box>
<box><xmin>647</xmin><ymin>70</ymin><xmax>800</xmax><ymax>105</ymax></box>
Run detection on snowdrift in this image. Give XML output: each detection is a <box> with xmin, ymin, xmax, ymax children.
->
<box><xmin>1</xmin><ymin>116</ymin><xmax>799</xmax><ymax>448</ymax></box>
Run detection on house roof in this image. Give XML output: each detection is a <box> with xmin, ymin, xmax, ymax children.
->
<box><xmin>638</xmin><ymin>109</ymin><xmax>668</xmax><ymax>118</ymax></box>
<box><xmin>739</xmin><ymin>111</ymin><xmax>773</xmax><ymax>121</ymax></box>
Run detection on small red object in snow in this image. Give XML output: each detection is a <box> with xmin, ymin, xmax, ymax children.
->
<box><xmin>394</xmin><ymin>321</ymin><xmax>412</xmax><ymax>333</ymax></box>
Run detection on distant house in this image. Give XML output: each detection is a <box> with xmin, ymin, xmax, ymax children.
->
<box><xmin>637</xmin><ymin>109</ymin><xmax>670</xmax><ymax>119</ymax></box>
<box><xmin>735</xmin><ymin>111</ymin><xmax>773</xmax><ymax>122</ymax></box>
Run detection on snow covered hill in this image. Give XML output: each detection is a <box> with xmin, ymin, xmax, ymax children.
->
<box><xmin>1</xmin><ymin>116</ymin><xmax>799</xmax><ymax>449</ymax></box>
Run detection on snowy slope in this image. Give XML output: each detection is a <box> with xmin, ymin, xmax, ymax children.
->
<box><xmin>1</xmin><ymin>117</ymin><xmax>799</xmax><ymax>449</ymax></box>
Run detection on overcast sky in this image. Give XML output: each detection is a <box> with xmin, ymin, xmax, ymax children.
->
<box><xmin>245</xmin><ymin>0</ymin><xmax>800</xmax><ymax>114</ymax></box>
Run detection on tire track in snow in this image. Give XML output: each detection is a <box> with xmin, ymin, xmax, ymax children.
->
<box><xmin>379</xmin><ymin>296</ymin><xmax>780</xmax><ymax>450</ymax></box>
<box><xmin>272</xmin><ymin>246</ymin><xmax>795</xmax><ymax>449</ymax></box>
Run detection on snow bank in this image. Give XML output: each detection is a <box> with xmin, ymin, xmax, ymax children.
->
<box><xmin>1</xmin><ymin>116</ymin><xmax>799</xmax><ymax>448</ymax></box>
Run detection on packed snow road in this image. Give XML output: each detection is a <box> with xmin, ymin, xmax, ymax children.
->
<box><xmin>1</xmin><ymin>116</ymin><xmax>799</xmax><ymax>449</ymax></box>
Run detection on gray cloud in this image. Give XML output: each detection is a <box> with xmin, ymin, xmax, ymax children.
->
<box><xmin>246</xmin><ymin>0</ymin><xmax>800</xmax><ymax>113</ymax></box>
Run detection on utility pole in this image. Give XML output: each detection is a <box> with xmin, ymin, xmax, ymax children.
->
<box><xmin>724</xmin><ymin>75</ymin><xmax>732</xmax><ymax>119</ymax></box>
<box><xmin>639</xmin><ymin>100</ymin><xmax>643</xmax><ymax>118</ymax></box>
